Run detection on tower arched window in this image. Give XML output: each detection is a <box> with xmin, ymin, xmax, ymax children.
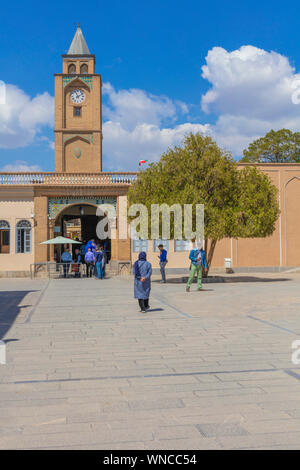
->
<box><xmin>16</xmin><ymin>220</ymin><xmax>32</xmax><ymax>254</ymax></box>
<box><xmin>0</xmin><ymin>220</ymin><xmax>10</xmax><ymax>254</ymax></box>
<box><xmin>68</xmin><ymin>63</ymin><xmax>76</xmax><ymax>74</ymax></box>
<box><xmin>80</xmin><ymin>63</ymin><xmax>88</xmax><ymax>74</ymax></box>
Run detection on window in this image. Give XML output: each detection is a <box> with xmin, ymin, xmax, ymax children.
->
<box><xmin>80</xmin><ymin>63</ymin><xmax>88</xmax><ymax>74</ymax></box>
<box><xmin>174</xmin><ymin>239</ymin><xmax>191</xmax><ymax>252</ymax></box>
<box><xmin>74</xmin><ymin>107</ymin><xmax>81</xmax><ymax>117</ymax></box>
<box><xmin>0</xmin><ymin>220</ymin><xmax>10</xmax><ymax>254</ymax></box>
<box><xmin>16</xmin><ymin>220</ymin><xmax>32</xmax><ymax>253</ymax></box>
<box><xmin>68</xmin><ymin>63</ymin><xmax>76</xmax><ymax>74</ymax></box>
<box><xmin>153</xmin><ymin>240</ymin><xmax>169</xmax><ymax>252</ymax></box>
<box><xmin>133</xmin><ymin>239</ymin><xmax>148</xmax><ymax>253</ymax></box>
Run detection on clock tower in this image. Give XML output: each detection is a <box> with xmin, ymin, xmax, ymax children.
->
<box><xmin>54</xmin><ymin>25</ymin><xmax>102</xmax><ymax>172</ymax></box>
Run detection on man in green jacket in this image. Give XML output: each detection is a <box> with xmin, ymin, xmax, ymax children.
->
<box><xmin>186</xmin><ymin>243</ymin><xmax>208</xmax><ymax>292</ymax></box>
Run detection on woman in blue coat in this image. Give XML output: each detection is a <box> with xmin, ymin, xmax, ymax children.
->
<box><xmin>133</xmin><ymin>252</ymin><xmax>152</xmax><ymax>312</ymax></box>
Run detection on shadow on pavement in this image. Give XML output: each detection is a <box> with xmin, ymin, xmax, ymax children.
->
<box><xmin>0</xmin><ymin>291</ymin><xmax>36</xmax><ymax>340</ymax></box>
<box><xmin>157</xmin><ymin>276</ymin><xmax>291</xmax><ymax>284</ymax></box>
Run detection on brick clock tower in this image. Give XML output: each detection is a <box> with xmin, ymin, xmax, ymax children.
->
<box><xmin>54</xmin><ymin>25</ymin><xmax>102</xmax><ymax>172</ymax></box>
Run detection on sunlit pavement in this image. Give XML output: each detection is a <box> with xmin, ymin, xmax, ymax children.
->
<box><xmin>1</xmin><ymin>272</ymin><xmax>300</xmax><ymax>449</ymax></box>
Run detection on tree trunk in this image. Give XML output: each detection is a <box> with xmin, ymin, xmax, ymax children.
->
<box><xmin>204</xmin><ymin>238</ymin><xmax>208</xmax><ymax>256</ymax></box>
<box><xmin>203</xmin><ymin>239</ymin><xmax>217</xmax><ymax>277</ymax></box>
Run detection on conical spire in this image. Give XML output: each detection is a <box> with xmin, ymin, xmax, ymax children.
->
<box><xmin>67</xmin><ymin>24</ymin><xmax>91</xmax><ymax>55</ymax></box>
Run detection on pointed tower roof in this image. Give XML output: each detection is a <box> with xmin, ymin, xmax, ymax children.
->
<box><xmin>67</xmin><ymin>24</ymin><xmax>91</xmax><ymax>55</ymax></box>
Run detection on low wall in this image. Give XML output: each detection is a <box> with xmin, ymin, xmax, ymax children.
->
<box><xmin>0</xmin><ymin>270</ymin><xmax>31</xmax><ymax>278</ymax></box>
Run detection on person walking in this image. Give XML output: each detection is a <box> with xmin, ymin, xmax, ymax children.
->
<box><xmin>101</xmin><ymin>245</ymin><xmax>106</xmax><ymax>278</ymax></box>
<box><xmin>95</xmin><ymin>246</ymin><xmax>104</xmax><ymax>280</ymax></box>
<box><xmin>61</xmin><ymin>246</ymin><xmax>73</xmax><ymax>278</ymax></box>
<box><xmin>158</xmin><ymin>243</ymin><xmax>167</xmax><ymax>283</ymax></box>
<box><xmin>84</xmin><ymin>247</ymin><xmax>95</xmax><ymax>278</ymax></box>
<box><xmin>186</xmin><ymin>243</ymin><xmax>208</xmax><ymax>292</ymax></box>
<box><xmin>73</xmin><ymin>248</ymin><xmax>81</xmax><ymax>278</ymax></box>
<box><xmin>133</xmin><ymin>252</ymin><xmax>152</xmax><ymax>313</ymax></box>
<box><xmin>80</xmin><ymin>241</ymin><xmax>87</xmax><ymax>276</ymax></box>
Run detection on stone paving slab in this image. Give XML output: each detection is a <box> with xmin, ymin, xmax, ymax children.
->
<box><xmin>1</xmin><ymin>273</ymin><xmax>300</xmax><ymax>449</ymax></box>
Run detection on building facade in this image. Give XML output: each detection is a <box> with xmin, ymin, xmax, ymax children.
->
<box><xmin>0</xmin><ymin>27</ymin><xmax>300</xmax><ymax>276</ymax></box>
<box><xmin>0</xmin><ymin>26</ymin><xmax>135</xmax><ymax>277</ymax></box>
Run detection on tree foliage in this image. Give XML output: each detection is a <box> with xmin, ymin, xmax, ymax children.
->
<box><xmin>128</xmin><ymin>133</ymin><xmax>280</xmax><ymax>271</ymax></box>
<box><xmin>241</xmin><ymin>129</ymin><xmax>300</xmax><ymax>163</ymax></box>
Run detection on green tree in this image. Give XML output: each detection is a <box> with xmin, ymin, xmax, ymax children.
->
<box><xmin>241</xmin><ymin>129</ymin><xmax>300</xmax><ymax>163</ymax></box>
<box><xmin>128</xmin><ymin>133</ymin><xmax>280</xmax><ymax>273</ymax></box>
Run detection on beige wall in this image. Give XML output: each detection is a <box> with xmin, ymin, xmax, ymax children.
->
<box><xmin>132</xmin><ymin>240</ymin><xmax>192</xmax><ymax>269</ymax></box>
<box><xmin>0</xmin><ymin>190</ymin><xmax>34</xmax><ymax>272</ymax></box>
<box><xmin>285</xmin><ymin>176</ymin><xmax>300</xmax><ymax>265</ymax></box>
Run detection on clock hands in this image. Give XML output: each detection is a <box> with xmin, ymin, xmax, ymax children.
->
<box><xmin>71</xmin><ymin>89</ymin><xmax>85</xmax><ymax>103</ymax></box>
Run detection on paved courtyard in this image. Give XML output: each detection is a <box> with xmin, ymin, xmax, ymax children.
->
<box><xmin>1</xmin><ymin>272</ymin><xmax>300</xmax><ymax>449</ymax></box>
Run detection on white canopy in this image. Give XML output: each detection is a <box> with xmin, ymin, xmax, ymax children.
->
<box><xmin>40</xmin><ymin>236</ymin><xmax>81</xmax><ymax>245</ymax></box>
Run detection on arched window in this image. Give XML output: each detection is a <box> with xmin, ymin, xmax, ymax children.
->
<box><xmin>16</xmin><ymin>220</ymin><xmax>32</xmax><ymax>254</ymax></box>
<box><xmin>68</xmin><ymin>63</ymin><xmax>76</xmax><ymax>74</ymax></box>
<box><xmin>80</xmin><ymin>63</ymin><xmax>88</xmax><ymax>74</ymax></box>
<box><xmin>0</xmin><ymin>220</ymin><xmax>10</xmax><ymax>254</ymax></box>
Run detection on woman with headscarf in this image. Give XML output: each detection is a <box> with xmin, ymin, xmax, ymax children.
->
<box><xmin>133</xmin><ymin>251</ymin><xmax>152</xmax><ymax>312</ymax></box>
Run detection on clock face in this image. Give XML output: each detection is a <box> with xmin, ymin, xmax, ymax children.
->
<box><xmin>70</xmin><ymin>89</ymin><xmax>85</xmax><ymax>104</ymax></box>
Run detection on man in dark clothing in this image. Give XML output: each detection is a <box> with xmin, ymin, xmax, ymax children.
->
<box><xmin>61</xmin><ymin>247</ymin><xmax>72</xmax><ymax>278</ymax></box>
<box><xmin>157</xmin><ymin>244</ymin><xmax>167</xmax><ymax>283</ymax></box>
<box><xmin>84</xmin><ymin>248</ymin><xmax>95</xmax><ymax>278</ymax></box>
<box><xmin>95</xmin><ymin>246</ymin><xmax>104</xmax><ymax>279</ymax></box>
<box><xmin>74</xmin><ymin>248</ymin><xmax>81</xmax><ymax>278</ymax></box>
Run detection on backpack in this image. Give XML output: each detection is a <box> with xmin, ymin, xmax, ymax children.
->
<box><xmin>189</xmin><ymin>249</ymin><xmax>201</xmax><ymax>269</ymax></box>
<box><xmin>196</xmin><ymin>250</ymin><xmax>202</xmax><ymax>265</ymax></box>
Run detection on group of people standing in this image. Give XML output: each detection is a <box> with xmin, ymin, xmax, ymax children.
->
<box><xmin>60</xmin><ymin>237</ymin><xmax>208</xmax><ymax>310</ymax></box>
<box><xmin>133</xmin><ymin>240</ymin><xmax>208</xmax><ymax>312</ymax></box>
<box><xmin>60</xmin><ymin>238</ymin><xmax>107</xmax><ymax>279</ymax></box>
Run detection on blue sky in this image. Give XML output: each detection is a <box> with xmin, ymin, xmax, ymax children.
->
<box><xmin>1</xmin><ymin>0</ymin><xmax>300</xmax><ymax>171</ymax></box>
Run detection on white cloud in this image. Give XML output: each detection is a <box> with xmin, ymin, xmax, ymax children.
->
<box><xmin>102</xmin><ymin>45</ymin><xmax>300</xmax><ymax>167</ymax></box>
<box><xmin>1</xmin><ymin>160</ymin><xmax>42</xmax><ymax>172</ymax></box>
<box><xmin>102</xmin><ymin>83</ymin><xmax>208</xmax><ymax>169</ymax></box>
<box><xmin>103</xmin><ymin>82</ymin><xmax>178</xmax><ymax>130</ymax></box>
<box><xmin>103</xmin><ymin>121</ymin><xmax>209</xmax><ymax>169</ymax></box>
<box><xmin>201</xmin><ymin>45</ymin><xmax>300</xmax><ymax>154</ymax></box>
<box><xmin>38</xmin><ymin>136</ymin><xmax>55</xmax><ymax>150</ymax></box>
<box><xmin>0</xmin><ymin>84</ymin><xmax>54</xmax><ymax>148</ymax></box>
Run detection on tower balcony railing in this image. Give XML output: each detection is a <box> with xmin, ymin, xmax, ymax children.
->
<box><xmin>0</xmin><ymin>172</ymin><xmax>138</xmax><ymax>186</ymax></box>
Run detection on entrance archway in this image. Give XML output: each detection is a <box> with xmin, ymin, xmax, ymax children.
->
<box><xmin>53</xmin><ymin>203</ymin><xmax>111</xmax><ymax>262</ymax></box>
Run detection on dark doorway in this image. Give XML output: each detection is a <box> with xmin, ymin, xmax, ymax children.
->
<box><xmin>81</xmin><ymin>215</ymin><xmax>100</xmax><ymax>241</ymax></box>
<box><xmin>60</xmin><ymin>209</ymin><xmax>111</xmax><ymax>262</ymax></box>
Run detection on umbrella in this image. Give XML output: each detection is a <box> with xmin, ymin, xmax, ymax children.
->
<box><xmin>40</xmin><ymin>236</ymin><xmax>81</xmax><ymax>245</ymax></box>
